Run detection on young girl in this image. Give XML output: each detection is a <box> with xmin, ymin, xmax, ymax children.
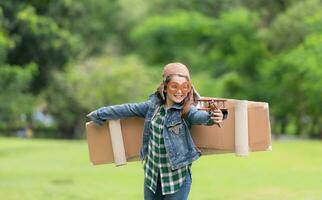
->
<box><xmin>87</xmin><ymin>63</ymin><xmax>227</xmax><ymax>200</ymax></box>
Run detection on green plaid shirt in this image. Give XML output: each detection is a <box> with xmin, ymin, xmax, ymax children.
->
<box><xmin>143</xmin><ymin>104</ymin><xmax>190</xmax><ymax>195</ymax></box>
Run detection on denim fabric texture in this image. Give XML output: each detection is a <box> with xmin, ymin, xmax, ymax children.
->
<box><xmin>87</xmin><ymin>93</ymin><xmax>228</xmax><ymax>170</ymax></box>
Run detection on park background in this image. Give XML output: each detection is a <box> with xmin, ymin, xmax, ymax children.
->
<box><xmin>0</xmin><ymin>0</ymin><xmax>321</xmax><ymax>199</ymax></box>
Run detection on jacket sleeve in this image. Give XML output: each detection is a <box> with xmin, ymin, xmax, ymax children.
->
<box><xmin>86</xmin><ymin>100</ymin><xmax>150</xmax><ymax>126</ymax></box>
<box><xmin>186</xmin><ymin>105</ymin><xmax>229</xmax><ymax>126</ymax></box>
<box><xmin>186</xmin><ymin>105</ymin><xmax>215</xmax><ymax>126</ymax></box>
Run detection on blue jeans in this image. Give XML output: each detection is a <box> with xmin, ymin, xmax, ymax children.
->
<box><xmin>144</xmin><ymin>171</ymin><xmax>192</xmax><ymax>200</ymax></box>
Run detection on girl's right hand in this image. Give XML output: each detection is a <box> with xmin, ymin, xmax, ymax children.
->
<box><xmin>210</xmin><ymin>109</ymin><xmax>223</xmax><ymax>124</ymax></box>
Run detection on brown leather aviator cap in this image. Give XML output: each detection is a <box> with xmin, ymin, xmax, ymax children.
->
<box><xmin>162</xmin><ymin>62</ymin><xmax>191</xmax><ymax>80</ymax></box>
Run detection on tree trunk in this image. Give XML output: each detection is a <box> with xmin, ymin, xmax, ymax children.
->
<box><xmin>74</xmin><ymin>113</ymin><xmax>86</xmax><ymax>139</ymax></box>
<box><xmin>295</xmin><ymin>115</ymin><xmax>303</xmax><ymax>136</ymax></box>
<box><xmin>309</xmin><ymin>117</ymin><xmax>318</xmax><ymax>138</ymax></box>
<box><xmin>280</xmin><ymin>119</ymin><xmax>287</xmax><ymax>135</ymax></box>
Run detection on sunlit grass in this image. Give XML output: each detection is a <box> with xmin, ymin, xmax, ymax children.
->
<box><xmin>0</xmin><ymin>137</ymin><xmax>321</xmax><ymax>200</ymax></box>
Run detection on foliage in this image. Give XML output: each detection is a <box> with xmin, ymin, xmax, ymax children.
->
<box><xmin>260</xmin><ymin>33</ymin><xmax>322</xmax><ymax>136</ymax></box>
<box><xmin>43</xmin><ymin>55</ymin><xmax>158</xmax><ymax>138</ymax></box>
<box><xmin>131</xmin><ymin>8</ymin><xmax>268</xmax><ymax>101</ymax></box>
<box><xmin>254</xmin><ymin>0</ymin><xmax>322</xmax><ymax>137</ymax></box>
<box><xmin>131</xmin><ymin>10</ymin><xmax>216</xmax><ymax>72</ymax></box>
<box><xmin>263</xmin><ymin>0</ymin><xmax>322</xmax><ymax>52</ymax></box>
<box><xmin>0</xmin><ymin>64</ymin><xmax>37</xmax><ymax>128</ymax></box>
<box><xmin>46</xmin><ymin>0</ymin><xmax>120</xmax><ymax>55</ymax></box>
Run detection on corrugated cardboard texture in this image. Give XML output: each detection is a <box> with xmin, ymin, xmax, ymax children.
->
<box><xmin>86</xmin><ymin>99</ymin><xmax>271</xmax><ymax>165</ymax></box>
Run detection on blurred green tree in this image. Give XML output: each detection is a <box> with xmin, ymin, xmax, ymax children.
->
<box><xmin>262</xmin><ymin>0</ymin><xmax>322</xmax><ymax>52</ymax></box>
<box><xmin>257</xmin><ymin>0</ymin><xmax>322</xmax><ymax>137</ymax></box>
<box><xmin>0</xmin><ymin>9</ymin><xmax>11</xmax><ymax>65</ymax></box>
<box><xmin>0</xmin><ymin>2</ymin><xmax>80</xmax><ymax>93</ymax></box>
<box><xmin>260</xmin><ymin>33</ymin><xmax>322</xmax><ymax>138</ymax></box>
<box><xmin>46</xmin><ymin>0</ymin><xmax>120</xmax><ymax>55</ymax></box>
<box><xmin>0</xmin><ymin>64</ymin><xmax>37</xmax><ymax>129</ymax></box>
<box><xmin>131</xmin><ymin>10</ymin><xmax>217</xmax><ymax>72</ymax></box>
<box><xmin>43</xmin><ymin>55</ymin><xmax>158</xmax><ymax>138</ymax></box>
<box><xmin>0</xmin><ymin>0</ymin><xmax>120</xmax><ymax>93</ymax></box>
<box><xmin>131</xmin><ymin>9</ymin><xmax>267</xmax><ymax>99</ymax></box>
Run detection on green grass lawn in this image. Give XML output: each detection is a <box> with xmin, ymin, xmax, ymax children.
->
<box><xmin>0</xmin><ymin>137</ymin><xmax>321</xmax><ymax>200</ymax></box>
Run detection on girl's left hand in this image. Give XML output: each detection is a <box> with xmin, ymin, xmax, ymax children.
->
<box><xmin>210</xmin><ymin>109</ymin><xmax>223</xmax><ymax>124</ymax></box>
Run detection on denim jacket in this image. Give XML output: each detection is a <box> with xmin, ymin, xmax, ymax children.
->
<box><xmin>87</xmin><ymin>93</ymin><xmax>228</xmax><ymax>170</ymax></box>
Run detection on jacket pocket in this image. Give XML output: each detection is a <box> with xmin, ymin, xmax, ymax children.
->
<box><xmin>166</xmin><ymin>120</ymin><xmax>183</xmax><ymax>135</ymax></box>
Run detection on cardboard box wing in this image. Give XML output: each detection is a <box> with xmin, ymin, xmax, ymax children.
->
<box><xmin>86</xmin><ymin>117</ymin><xmax>144</xmax><ymax>166</ymax></box>
<box><xmin>86</xmin><ymin>99</ymin><xmax>272</xmax><ymax>166</ymax></box>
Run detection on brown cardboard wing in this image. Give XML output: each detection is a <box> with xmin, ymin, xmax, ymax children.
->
<box><xmin>86</xmin><ymin>99</ymin><xmax>272</xmax><ymax>165</ymax></box>
<box><xmin>86</xmin><ymin>122</ymin><xmax>114</xmax><ymax>165</ymax></box>
<box><xmin>86</xmin><ymin>118</ymin><xmax>144</xmax><ymax>165</ymax></box>
<box><xmin>191</xmin><ymin>100</ymin><xmax>271</xmax><ymax>155</ymax></box>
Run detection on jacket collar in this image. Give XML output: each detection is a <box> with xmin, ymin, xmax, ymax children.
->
<box><xmin>169</xmin><ymin>102</ymin><xmax>184</xmax><ymax>109</ymax></box>
<box><xmin>149</xmin><ymin>93</ymin><xmax>183</xmax><ymax>110</ymax></box>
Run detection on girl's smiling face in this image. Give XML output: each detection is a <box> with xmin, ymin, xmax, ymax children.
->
<box><xmin>165</xmin><ymin>75</ymin><xmax>191</xmax><ymax>106</ymax></box>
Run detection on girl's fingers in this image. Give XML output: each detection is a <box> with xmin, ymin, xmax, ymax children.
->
<box><xmin>211</xmin><ymin>115</ymin><xmax>222</xmax><ymax>119</ymax></box>
<box><xmin>210</xmin><ymin>110</ymin><xmax>223</xmax><ymax>124</ymax></box>
<box><xmin>211</xmin><ymin>111</ymin><xmax>223</xmax><ymax>117</ymax></box>
<box><xmin>211</xmin><ymin>116</ymin><xmax>222</xmax><ymax>123</ymax></box>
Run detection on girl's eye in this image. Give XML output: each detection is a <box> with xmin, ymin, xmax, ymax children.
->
<box><xmin>182</xmin><ymin>84</ymin><xmax>190</xmax><ymax>90</ymax></box>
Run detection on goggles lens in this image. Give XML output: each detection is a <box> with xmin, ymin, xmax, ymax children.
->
<box><xmin>167</xmin><ymin>81</ymin><xmax>191</xmax><ymax>94</ymax></box>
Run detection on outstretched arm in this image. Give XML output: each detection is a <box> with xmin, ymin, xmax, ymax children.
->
<box><xmin>86</xmin><ymin>100</ymin><xmax>150</xmax><ymax>126</ymax></box>
<box><xmin>186</xmin><ymin>105</ymin><xmax>228</xmax><ymax>126</ymax></box>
